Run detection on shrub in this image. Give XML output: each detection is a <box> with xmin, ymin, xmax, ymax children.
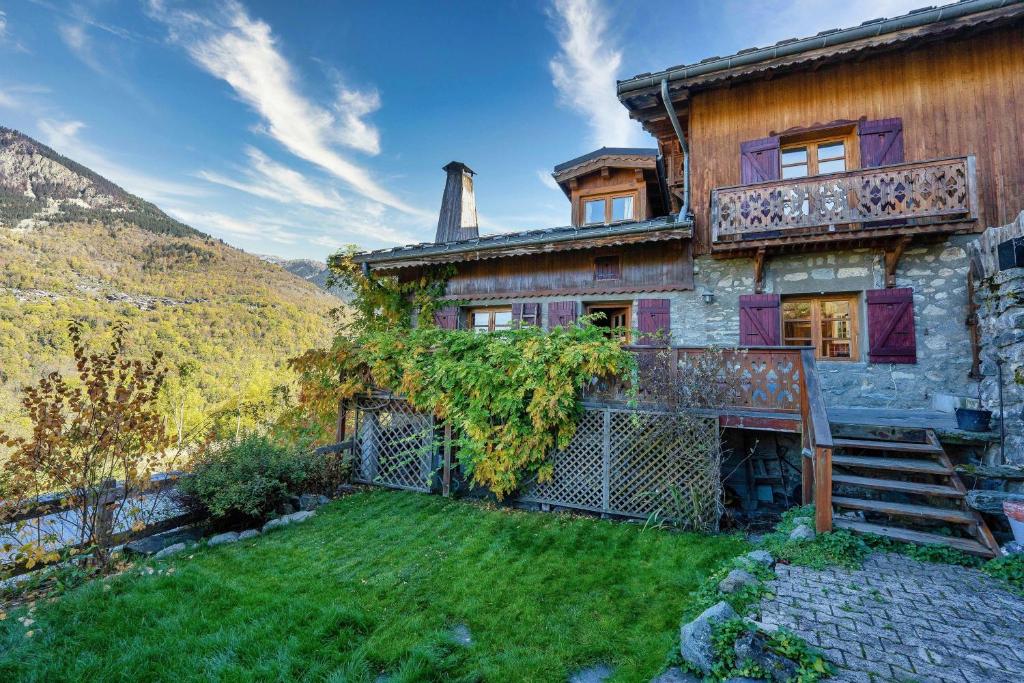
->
<box><xmin>180</xmin><ymin>435</ymin><xmax>312</xmax><ymax>523</ymax></box>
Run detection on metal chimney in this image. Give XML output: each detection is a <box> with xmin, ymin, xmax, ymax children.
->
<box><xmin>434</xmin><ymin>161</ymin><xmax>479</xmax><ymax>243</ymax></box>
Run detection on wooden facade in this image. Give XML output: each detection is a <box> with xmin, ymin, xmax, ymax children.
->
<box><xmin>658</xmin><ymin>23</ymin><xmax>1024</xmax><ymax>254</ymax></box>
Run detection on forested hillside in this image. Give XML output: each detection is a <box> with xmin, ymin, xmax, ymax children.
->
<box><xmin>0</xmin><ymin>128</ymin><xmax>340</xmax><ymax>439</ymax></box>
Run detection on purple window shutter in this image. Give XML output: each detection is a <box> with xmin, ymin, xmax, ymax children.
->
<box><xmin>867</xmin><ymin>288</ymin><xmax>916</xmax><ymax>364</ymax></box>
<box><xmin>740</xmin><ymin>137</ymin><xmax>781</xmax><ymax>183</ymax></box>
<box><xmin>546</xmin><ymin>301</ymin><xmax>578</xmax><ymax>330</ymax></box>
<box><xmin>637</xmin><ymin>299</ymin><xmax>671</xmax><ymax>345</ymax></box>
<box><xmin>738</xmin><ymin>294</ymin><xmax>781</xmax><ymax>346</ymax></box>
<box><xmin>512</xmin><ymin>303</ymin><xmax>540</xmax><ymax>327</ymax></box>
<box><xmin>433</xmin><ymin>306</ymin><xmax>458</xmax><ymax>330</ymax></box>
<box><xmin>859</xmin><ymin>118</ymin><xmax>904</xmax><ymax>168</ymax></box>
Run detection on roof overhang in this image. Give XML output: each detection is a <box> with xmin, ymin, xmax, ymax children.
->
<box><xmin>352</xmin><ymin>217</ymin><xmax>693</xmax><ymax>271</ymax></box>
<box><xmin>617</xmin><ymin>0</ymin><xmax>1023</xmax><ymax>119</ymax></box>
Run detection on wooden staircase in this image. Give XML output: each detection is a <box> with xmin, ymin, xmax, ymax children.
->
<box><xmin>828</xmin><ymin>428</ymin><xmax>1000</xmax><ymax>558</ymax></box>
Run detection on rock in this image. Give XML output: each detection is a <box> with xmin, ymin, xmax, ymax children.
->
<box><xmin>744</xmin><ymin>550</ymin><xmax>774</xmax><ymax>567</ymax></box>
<box><xmin>791</xmin><ymin>516</ymin><xmax>812</xmax><ymax>528</ymax></box>
<box><xmin>568</xmin><ymin>664</ymin><xmax>613</xmax><ymax>683</ymax></box>
<box><xmin>280</xmin><ymin>502</ymin><xmax>297</xmax><ymax>515</ymax></box>
<box><xmin>1002</xmin><ymin>541</ymin><xmax>1024</xmax><ymax>555</ymax></box>
<box><xmin>650</xmin><ymin>667</ymin><xmax>700</xmax><ymax>683</ymax></box>
<box><xmin>733</xmin><ymin>630</ymin><xmax>799</xmax><ymax>683</ymax></box>
<box><xmin>153</xmin><ymin>542</ymin><xmax>186</xmax><ymax>559</ymax></box>
<box><xmin>287</xmin><ymin>510</ymin><xmax>315</xmax><ymax>524</ymax></box>
<box><xmin>208</xmin><ymin>532</ymin><xmax>239</xmax><ymax>546</ymax></box>
<box><xmin>262</xmin><ymin>510</ymin><xmax>316</xmax><ymax>533</ymax></box>
<box><xmin>450</xmin><ymin>623</ymin><xmax>472</xmax><ymax>646</ymax></box>
<box><xmin>680</xmin><ymin>601</ymin><xmax>738</xmax><ymax>673</ymax></box>
<box><xmin>124</xmin><ymin>525</ymin><xmax>206</xmax><ymax>556</ymax></box>
<box><xmin>718</xmin><ymin>569</ymin><xmax>758</xmax><ymax>594</ymax></box>
<box><xmin>298</xmin><ymin>493</ymin><xmax>329</xmax><ymax>511</ymax></box>
<box><xmin>789</xmin><ymin>525</ymin><xmax>816</xmax><ymax>542</ymax></box>
<box><xmin>238</xmin><ymin>529</ymin><xmax>260</xmax><ymax>541</ymax></box>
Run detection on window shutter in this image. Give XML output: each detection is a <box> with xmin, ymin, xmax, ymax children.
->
<box><xmin>433</xmin><ymin>306</ymin><xmax>459</xmax><ymax>330</ymax></box>
<box><xmin>637</xmin><ymin>299</ymin><xmax>671</xmax><ymax>345</ymax></box>
<box><xmin>740</xmin><ymin>137</ymin><xmax>781</xmax><ymax>183</ymax></box>
<box><xmin>594</xmin><ymin>255</ymin><xmax>621</xmax><ymax>281</ymax></box>
<box><xmin>867</xmin><ymin>288</ymin><xmax>916</xmax><ymax>364</ymax></box>
<box><xmin>546</xmin><ymin>301</ymin><xmax>578</xmax><ymax>330</ymax></box>
<box><xmin>859</xmin><ymin>118</ymin><xmax>904</xmax><ymax>168</ymax></box>
<box><xmin>512</xmin><ymin>303</ymin><xmax>541</xmax><ymax>327</ymax></box>
<box><xmin>739</xmin><ymin>294</ymin><xmax>781</xmax><ymax>346</ymax></box>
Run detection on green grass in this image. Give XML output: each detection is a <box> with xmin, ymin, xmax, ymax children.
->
<box><xmin>0</xmin><ymin>491</ymin><xmax>746</xmax><ymax>682</ymax></box>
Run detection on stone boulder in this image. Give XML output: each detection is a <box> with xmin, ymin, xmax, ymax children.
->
<box><xmin>733</xmin><ymin>630</ymin><xmax>799</xmax><ymax>683</ymax></box>
<box><xmin>789</xmin><ymin>525</ymin><xmax>816</xmax><ymax>542</ymax></box>
<box><xmin>791</xmin><ymin>516</ymin><xmax>812</xmax><ymax>528</ymax></box>
<box><xmin>153</xmin><ymin>542</ymin><xmax>187</xmax><ymax>559</ymax></box>
<box><xmin>208</xmin><ymin>532</ymin><xmax>239</xmax><ymax>547</ymax></box>
<box><xmin>238</xmin><ymin>529</ymin><xmax>260</xmax><ymax>541</ymax></box>
<box><xmin>298</xmin><ymin>493</ymin><xmax>330</xmax><ymax>511</ymax></box>
<box><xmin>718</xmin><ymin>569</ymin><xmax>758</xmax><ymax>594</ymax></box>
<box><xmin>680</xmin><ymin>601</ymin><xmax>738</xmax><ymax>674</ymax></box>
<box><xmin>262</xmin><ymin>509</ymin><xmax>316</xmax><ymax>533</ymax></box>
<box><xmin>650</xmin><ymin>667</ymin><xmax>700</xmax><ymax>682</ymax></box>
<box><xmin>568</xmin><ymin>664</ymin><xmax>613</xmax><ymax>683</ymax></box>
<box><xmin>744</xmin><ymin>550</ymin><xmax>774</xmax><ymax>567</ymax></box>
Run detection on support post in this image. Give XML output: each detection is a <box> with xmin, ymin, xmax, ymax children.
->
<box><xmin>883</xmin><ymin>238</ymin><xmax>909</xmax><ymax>288</ymax></box>
<box><xmin>753</xmin><ymin>247</ymin><xmax>767</xmax><ymax>294</ymax></box>
<box><xmin>801</xmin><ymin>448</ymin><xmax>814</xmax><ymax>505</ymax></box>
<box><xmin>814</xmin><ymin>447</ymin><xmax>833</xmax><ymax>532</ymax></box>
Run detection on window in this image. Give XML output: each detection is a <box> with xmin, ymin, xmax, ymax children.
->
<box><xmin>593</xmin><ymin>255</ymin><xmax>622</xmax><ymax>281</ymax></box>
<box><xmin>470</xmin><ymin>307</ymin><xmax>512</xmax><ymax>333</ymax></box>
<box><xmin>585</xmin><ymin>303</ymin><xmax>631</xmax><ymax>340</ymax></box>
<box><xmin>782</xmin><ymin>294</ymin><xmax>859</xmax><ymax>361</ymax></box>
<box><xmin>581</xmin><ymin>193</ymin><xmax>637</xmax><ymax>225</ymax></box>
<box><xmin>781</xmin><ymin>138</ymin><xmax>848</xmax><ymax>178</ymax></box>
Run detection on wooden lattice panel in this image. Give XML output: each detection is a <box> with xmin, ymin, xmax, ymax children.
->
<box><xmin>353</xmin><ymin>398</ymin><xmax>435</xmax><ymax>492</ymax></box>
<box><xmin>711</xmin><ymin>156</ymin><xmax>975</xmax><ymax>241</ymax></box>
<box><xmin>520</xmin><ymin>410</ymin><xmax>605</xmax><ymax>512</ymax></box>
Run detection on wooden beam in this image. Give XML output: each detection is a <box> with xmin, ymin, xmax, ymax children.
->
<box><xmin>884</xmin><ymin>237</ymin><xmax>910</xmax><ymax>288</ymax></box>
<box><xmin>814</xmin><ymin>446</ymin><xmax>833</xmax><ymax>532</ymax></box>
<box><xmin>753</xmin><ymin>247</ymin><xmax>767</xmax><ymax>294</ymax></box>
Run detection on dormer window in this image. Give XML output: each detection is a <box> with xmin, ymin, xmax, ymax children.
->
<box><xmin>582</xmin><ymin>193</ymin><xmax>636</xmax><ymax>225</ymax></box>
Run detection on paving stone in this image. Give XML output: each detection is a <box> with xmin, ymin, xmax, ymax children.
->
<box><xmin>755</xmin><ymin>552</ymin><xmax>1024</xmax><ymax>682</ymax></box>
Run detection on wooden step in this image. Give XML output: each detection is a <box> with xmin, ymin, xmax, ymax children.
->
<box><xmin>832</xmin><ymin>474</ymin><xmax>964</xmax><ymax>498</ymax></box>
<box><xmin>832</xmin><ymin>437</ymin><xmax>943</xmax><ymax>455</ymax></box>
<box><xmin>832</xmin><ymin>496</ymin><xmax>975</xmax><ymax>524</ymax></box>
<box><xmin>833</xmin><ymin>518</ymin><xmax>995</xmax><ymax>557</ymax></box>
<box><xmin>832</xmin><ymin>455</ymin><xmax>952</xmax><ymax>475</ymax></box>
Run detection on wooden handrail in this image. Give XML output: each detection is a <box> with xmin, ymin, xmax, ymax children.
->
<box><xmin>799</xmin><ymin>349</ymin><xmax>833</xmax><ymax>532</ymax></box>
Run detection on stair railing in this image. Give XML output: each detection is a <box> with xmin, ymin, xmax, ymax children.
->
<box><xmin>799</xmin><ymin>349</ymin><xmax>834</xmax><ymax>532</ymax></box>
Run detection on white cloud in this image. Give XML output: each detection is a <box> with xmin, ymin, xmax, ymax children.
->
<box><xmin>0</xmin><ymin>11</ymin><xmax>7</xmax><ymax>39</ymax></box>
<box><xmin>548</xmin><ymin>0</ymin><xmax>645</xmax><ymax>149</ymax></box>
<box><xmin>163</xmin><ymin>205</ymin><xmax>300</xmax><ymax>244</ymax></box>
<box><xmin>536</xmin><ymin>169</ymin><xmax>561</xmax><ymax>192</ymax></box>
<box><xmin>147</xmin><ymin>0</ymin><xmax>426</xmax><ymax>217</ymax></box>
<box><xmin>59</xmin><ymin>23</ymin><xmax>108</xmax><ymax>77</ymax></box>
<box><xmin>36</xmin><ymin>118</ymin><xmax>207</xmax><ymax>203</ymax></box>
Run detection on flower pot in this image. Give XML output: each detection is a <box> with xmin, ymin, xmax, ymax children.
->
<box><xmin>1005</xmin><ymin>500</ymin><xmax>1024</xmax><ymax>544</ymax></box>
<box><xmin>955</xmin><ymin>407</ymin><xmax>991</xmax><ymax>432</ymax></box>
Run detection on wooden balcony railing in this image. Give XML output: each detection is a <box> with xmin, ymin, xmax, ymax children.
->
<box><xmin>711</xmin><ymin>156</ymin><xmax>977</xmax><ymax>244</ymax></box>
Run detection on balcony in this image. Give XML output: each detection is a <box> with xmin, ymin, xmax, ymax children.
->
<box><xmin>710</xmin><ymin>156</ymin><xmax>977</xmax><ymax>252</ymax></box>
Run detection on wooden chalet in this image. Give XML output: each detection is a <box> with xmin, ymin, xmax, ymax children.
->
<box><xmin>352</xmin><ymin>0</ymin><xmax>1024</xmax><ymax>555</ymax></box>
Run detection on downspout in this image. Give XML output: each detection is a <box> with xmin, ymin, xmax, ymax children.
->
<box><xmin>661</xmin><ymin>78</ymin><xmax>690</xmax><ymax>221</ymax></box>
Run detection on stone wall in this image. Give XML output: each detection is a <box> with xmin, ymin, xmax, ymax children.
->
<box><xmin>976</xmin><ymin>265</ymin><xmax>1024</xmax><ymax>466</ymax></box>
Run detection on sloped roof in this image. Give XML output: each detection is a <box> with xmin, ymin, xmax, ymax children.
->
<box><xmin>552</xmin><ymin>147</ymin><xmax>657</xmax><ymax>174</ymax></box>
<box><xmin>352</xmin><ymin>215</ymin><xmax>692</xmax><ymax>270</ymax></box>
<box><xmin>618</xmin><ymin>0</ymin><xmax>1023</xmax><ymax>98</ymax></box>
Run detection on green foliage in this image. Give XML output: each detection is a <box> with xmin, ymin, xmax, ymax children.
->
<box><xmin>293</xmin><ymin>251</ymin><xmax>636</xmax><ymax>499</ymax></box>
<box><xmin>179</xmin><ymin>435</ymin><xmax>322</xmax><ymax>523</ymax></box>
<box><xmin>982</xmin><ymin>553</ymin><xmax>1024</xmax><ymax>594</ymax></box>
<box><xmin>0</xmin><ymin>490</ymin><xmax>747</xmax><ymax>681</ymax></box>
<box><xmin>758</xmin><ymin>506</ymin><xmax>870</xmax><ymax>570</ymax></box>
<box><xmin>707</xmin><ymin>618</ymin><xmax>833</xmax><ymax>683</ymax></box>
<box><xmin>690</xmin><ymin>552</ymin><xmax>774</xmax><ymax>617</ymax></box>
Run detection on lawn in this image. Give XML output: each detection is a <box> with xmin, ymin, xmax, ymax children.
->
<box><xmin>0</xmin><ymin>490</ymin><xmax>746</xmax><ymax>682</ymax></box>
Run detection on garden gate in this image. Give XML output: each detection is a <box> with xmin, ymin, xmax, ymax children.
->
<box><xmin>351</xmin><ymin>396</ymin><xmax>437</xmax><ymax>493</ymax></box>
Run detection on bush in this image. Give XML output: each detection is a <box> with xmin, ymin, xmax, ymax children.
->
<box><xmin>180</xmin><ymin>435</ymin><xmax>318</xmax><ymax>523</ymax></box>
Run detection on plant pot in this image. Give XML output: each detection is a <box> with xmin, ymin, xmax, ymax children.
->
<box><xmin>955</xmin><ymin>407</ymin><xmax>992</xmax><ymax>432</ymax></box>
<box><xmin>1005</xmin><ymin>500</ymin><xmax>1024</xmax><ymax>544</ymax></box>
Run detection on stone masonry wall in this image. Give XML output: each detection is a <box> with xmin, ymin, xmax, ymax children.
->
<box><xmin>977</xmin><ymin>268</ymin><xmax>1024</xmax><ymax>465</ymax></box>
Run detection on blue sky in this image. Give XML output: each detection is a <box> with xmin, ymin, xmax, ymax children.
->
<box><xmin>0</xmin><ymin>0</ymin><xmax>925</xmax><ymax>260</ymax></box>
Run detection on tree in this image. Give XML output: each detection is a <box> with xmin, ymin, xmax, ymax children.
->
<box><xmin>0</xmin><ymin>321</ymin><xmax>175</xmax><ymax>570</ymax></box>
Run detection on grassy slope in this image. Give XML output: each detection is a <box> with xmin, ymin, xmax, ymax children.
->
<box><xmin>0</xmin><ymin>221</ymin><xmax>337</xmax><ymax>434</ymax></box>
<box><xmin>0</xmin><ymin>491</ymin><xmax>746</xmax><ymax>682</ymax></box>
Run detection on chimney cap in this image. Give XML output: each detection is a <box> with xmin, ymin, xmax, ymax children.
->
<box><xmin>442</xmin><ymin>161</ymin><xmax>475</xmax><ymax>175</ymax></box>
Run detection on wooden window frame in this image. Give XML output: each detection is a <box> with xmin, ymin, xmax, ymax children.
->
<box><xmin>593</xmin><ymin>254</ymin><xmax>622</xmax><ymax>281</ymax></box>
<box><xmin>779</xmin><ymin>126</ymin><xmax>859</xmax><ymax>178</ymax></box>
<box><xmin>781</xmin><ymin>293</ymin><xmax>860</xmax><ymax>362</ymax></box>
<box><xmin>580</xmin><ymin>191</ymin><xmax>638</xmax><ymax>225</ymax></box>
<box><xmin>468</xmin><ymin>306</ymin><xmax>513</xmax><ymax>333</ymax></box>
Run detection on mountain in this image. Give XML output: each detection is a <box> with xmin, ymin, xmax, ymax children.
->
<box><xmin>0</xmin><ymin>127</ymin><xmax>339</xmax><ymax>438</ymax></box>
<box><xmin>259</xmin><ymin>255</ymin><xmax>350</xmax><ymax>300</ymax></box>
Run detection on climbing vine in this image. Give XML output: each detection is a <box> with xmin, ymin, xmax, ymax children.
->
<box><xmin>290</xmin><ymin>248</ymin><xmax>636</xmax><ymax>498</ymax></box>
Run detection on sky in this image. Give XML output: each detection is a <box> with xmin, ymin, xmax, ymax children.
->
<box><xmin>0</xmin><ymin>0</ymin><xmax>928</xmax><ymax>260</ymax></box>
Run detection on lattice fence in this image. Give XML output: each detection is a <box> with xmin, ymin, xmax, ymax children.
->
<box><xmin>519</xmin><ymin>406</ymin><xmax>722</xmax><ymax>529</ymax></box>
<box><xmin>352</xmin><ymin>396</ymin><xmax>437</xmax><ymax>492</ymax></box>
